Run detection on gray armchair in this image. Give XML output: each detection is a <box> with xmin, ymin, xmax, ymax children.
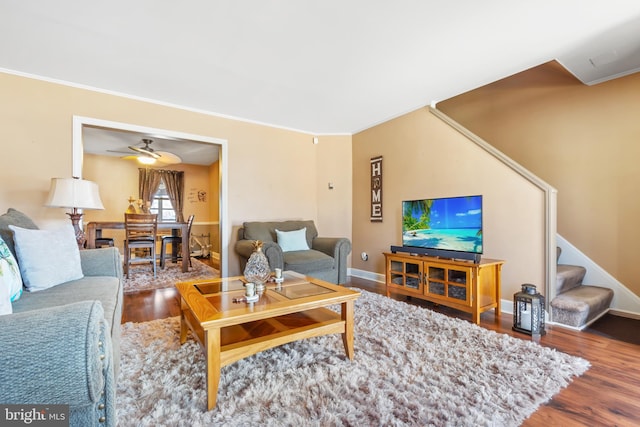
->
<box><xmin>235</xmin><ymin>220</ymin><xmax>351</xmax><ymax>284</ymax></box>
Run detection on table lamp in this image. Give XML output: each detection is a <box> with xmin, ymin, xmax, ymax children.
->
<box><xmin>45</xmin><ymin>177</ymin><xmax>105</xmax><ymax>249</ymax></box>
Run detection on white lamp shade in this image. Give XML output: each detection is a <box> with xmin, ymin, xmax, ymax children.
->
<box><xmin>45</xmin><ymin>178</ymin><xmax>105</xmax><ymax>210</ymax></box>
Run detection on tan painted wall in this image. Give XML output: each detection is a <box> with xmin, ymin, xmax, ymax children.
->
<box><xmin>438</xmin><ymin>61</ymin><xmax>640</xmax><ymax>297</ymax></box>
<box><xmin>0</xmin><ymin>72</ymin><xmax>352</xmax><ymax>276</ymax></box>
<box><xmin>352</xmin><ymin>107</ymin><xmax>547</xmax><ymax>300</ymax></box>
<box><xmin>315</xmin><ymin>135</ymin><xmax>353</xmax><ymax>237</ymax></box>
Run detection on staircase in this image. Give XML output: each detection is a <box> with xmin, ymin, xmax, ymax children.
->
<box><xmin>550</xmin><ymin>249</ymin><xmax>614</xmax><ymax>329</ymax></box>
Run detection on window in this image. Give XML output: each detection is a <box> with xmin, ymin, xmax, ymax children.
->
<box><xmin>150</xmin><ymin>180</ymin><xmax>176</xmax><ymax>222</ymax></box>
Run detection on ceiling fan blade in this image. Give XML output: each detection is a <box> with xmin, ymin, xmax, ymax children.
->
<box><xmin>128</xmin><ymin>145</ymin><xmax>161</xmax><ymax>158</ymax></box>
<box><xmin>155</xmin><ymin>151</ymin><xmax>182</xmax><ymax>164</ymax></box>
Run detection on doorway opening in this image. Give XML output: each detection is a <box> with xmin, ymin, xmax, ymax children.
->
<box><xmin>72</xmin><ymin>115</ymin><xmax>229</xmax><ymax>277</ymax></box>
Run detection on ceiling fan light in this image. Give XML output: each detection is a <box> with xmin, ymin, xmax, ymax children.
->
<box><xmin>137</xmin><ymin>155</ymin><xmax>156</xmax><ymax>165</ymax></box>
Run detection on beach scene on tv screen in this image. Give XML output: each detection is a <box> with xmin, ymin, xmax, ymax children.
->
<box><xmin>402</xmin><ymin>196</ymin><xmax>483</xmax><ymax>253</ymax></box>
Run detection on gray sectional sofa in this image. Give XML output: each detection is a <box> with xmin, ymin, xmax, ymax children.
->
<box><xmin>0</xmin><ymin>209</ymin><xmax>122</xmax><ymax>427</ymax></box>
<box><xmin>235</xmin><ymin>220</ymin><xmax>351</xmax><ymax>284</ymax></box>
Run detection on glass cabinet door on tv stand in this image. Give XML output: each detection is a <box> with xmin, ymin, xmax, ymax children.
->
<box><xmin>387</xmin><ymin>257</ymin><xmax>423</xmax><ymax>294</ymax></box>
<box><xmin>425</xmin><ymin>264</ymin><xmax>473</xmax><ymax>305</ymax></box>
<box><xmin>384</xmin><ymin>252</ymin><xmax>504</xmax><ymax>324</ymax></box>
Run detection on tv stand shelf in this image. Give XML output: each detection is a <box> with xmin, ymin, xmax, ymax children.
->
<box><xmin>384</xmin><ymin>252</ymin><xmax>504</xmax><ymax>324</ymax></box>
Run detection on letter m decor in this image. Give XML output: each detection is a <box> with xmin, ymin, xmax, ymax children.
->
<box><xmin>370</xmin><ymin>156</ymin><xmax>383</xmax><ymax>222</ymax></box>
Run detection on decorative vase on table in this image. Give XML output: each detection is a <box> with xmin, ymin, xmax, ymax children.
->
<box><xmin>243</xmin><ymin>240</ymin><xmax>271</xmax><ymax>294</ymax></box>
<box><xmin>126</xmin><ymin>196</ymin><xmax>137</xmax><ymax>214</ymax></box>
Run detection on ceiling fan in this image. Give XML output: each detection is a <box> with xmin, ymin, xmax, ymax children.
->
<box><xmin>110</xmin><ymin>138</ymin><xmax>182</xmax><ymax>165</ymax></box>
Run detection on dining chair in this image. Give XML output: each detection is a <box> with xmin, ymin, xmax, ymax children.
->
<box><xmin>94</xmin><ymin>238</ymin><xmax>114</xmax><ymax>247</ymax></box>
<box><xmin>82</xmin><ymin>229</ymin><xmax>114</xmax><ymax>249</ymax></box>
<box><xmin>123</xmin><ymin>213</ymin><xmax>158</xmax><ymax>279</ymax></box>
<box><xmin>94</xmin><ymin>229</ymin><xmax>114</xmax><ymax>248</ymax></box>
<box><xmin>84</xmin><ymin>237</ymin><xmax>114</xmax><ymax>249</ymax></box>
<box><xmin>160</xmin><ymin>214</ymin><xmax>194</xmax><ymax>269</ymax></box>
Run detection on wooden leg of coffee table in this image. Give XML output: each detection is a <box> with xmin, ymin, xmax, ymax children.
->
<box><xmin>205</xmin><ymin>328</ymin><xmax>221</xmax><ymax>410</ymax></box>
<box><xmin>179</xmin><ymin>300</ymin><xmax>188</xmax><ymax>344</ymax></box>
<box><xmin>341</xmin><ymin>300</ymin><xmax>355</xmax><ymax>360</ymax></box>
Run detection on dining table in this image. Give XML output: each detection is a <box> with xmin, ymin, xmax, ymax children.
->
<box><xmin>85</xmin><ymin>220</ymin><xmax>190</xmax><ymax>272</ymax></box>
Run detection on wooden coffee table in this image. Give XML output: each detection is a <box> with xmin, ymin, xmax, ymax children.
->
<box><xmin>176</xmin><ymin>272</ymin><xmax>360</xmax><ymax>410</ymax></box>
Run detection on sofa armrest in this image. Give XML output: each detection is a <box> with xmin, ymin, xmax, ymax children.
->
<box><xmin>312</xmin><ymin>237</ymin><xmax>352</xmax><ymax>259</ymax></box>
<box><xmin>80</xmin><ymin>247</ymin><xmax>123</xmax><ymax>279</ymax></box>
<box><xmin>313</xmin><ymin>237</ymin><xmax>352</xmax><ymax>284</ymax></box>
<box><xmin>235</xmin><ymin>239</ymin><xmax>257</xmax><ymax>259</ymax></box>
<box><xmin>0</xmin><ymin>301</ymin><xmax>116</xmax><ymax>426</ymax></box>
<box><xmin>235</xmin><ymin>239</ymin><xmax>284</xmax><ymax>270</ymax></box>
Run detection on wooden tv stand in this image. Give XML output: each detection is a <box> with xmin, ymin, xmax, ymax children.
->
<box><xmin>384</xmin><ymin>252</ymin><xmax>504</xmax><ymax>324</ymax></box>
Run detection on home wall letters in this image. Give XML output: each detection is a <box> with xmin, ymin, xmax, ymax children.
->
<box><xmin>370</xmin><ymin>156</ymin><xmax>382</xmax><ymax>222</ymax></box>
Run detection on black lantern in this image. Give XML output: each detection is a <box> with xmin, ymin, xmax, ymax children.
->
<box><xmin>513</xmin><ymin>284</ymin><xmax>546</xmax><ymax>336</ymax></box>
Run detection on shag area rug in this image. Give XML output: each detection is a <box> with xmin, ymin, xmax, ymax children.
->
<box><xmin>117</xmin><ymin>290</ymin><xmax>589</xmax><ymax>426</ymax></box>
<box><xmin>123</xmin><ymin>257</ymin><xmax>219</xmax><ymax>293</ymax></box>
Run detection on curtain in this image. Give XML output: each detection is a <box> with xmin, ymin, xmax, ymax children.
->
<box><xmin>138</xmin><ymin>168</ymin><xmax>162</xmax><ymax>211</ymax></box>
<box><xmin>161</xmin><ymin>170</ymin><xmax>185</xmax><ymax>222</ymax></box>
<box><xmin>138</xmin><ymin>168</ymin><xmax>185</xmax><ymax>222</ymax></box>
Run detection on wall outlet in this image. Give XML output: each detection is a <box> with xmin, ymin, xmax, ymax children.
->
<box><xmin>361</xmin><ymin>252</ymin><xmax>368</xmax><ymax>261</ymax></box>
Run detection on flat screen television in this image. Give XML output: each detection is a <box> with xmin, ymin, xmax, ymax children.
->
<box><xmin>401</xmin><ymin>195</ymin><xmax>483</xmax><ymax>260</ymax></box>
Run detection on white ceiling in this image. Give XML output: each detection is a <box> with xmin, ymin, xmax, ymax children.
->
<box><xmin>2</xmin><ymin>1</ymin><xmax>640</xmax><ymax>135</ymax></box>
<box><xmin>82</xmin><ymin>126</ymin><xmax>219</xmax><ymax>166</ymax></box>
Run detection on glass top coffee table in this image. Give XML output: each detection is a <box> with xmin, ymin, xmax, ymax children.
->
<box><xmin>176</xmin><ymin>272</ymin><xmax>360</xmax><ymax>410</ymax></box>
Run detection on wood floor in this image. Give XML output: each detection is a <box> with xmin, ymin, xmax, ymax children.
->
<box><xmin>122</xmin><ymin>276</ymin><xmax>640</xmax><ymax>426</ymax></box>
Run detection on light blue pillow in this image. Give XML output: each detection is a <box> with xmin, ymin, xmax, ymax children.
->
<box><xmin>275</xmin><ymin>227</ymin><xmax>310</xmax><ymax>252</ymax></box>
<box><xmin>0</xmin><ymin>235</ymin><xmax>23</xmax><ymax>302</ymax></box>
<box><xmin>9</xmin><ymin>225</ymin><xmax>84</xmax><ymax>292</ymax></box>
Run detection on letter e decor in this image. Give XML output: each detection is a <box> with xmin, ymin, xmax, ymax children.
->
<box><xmin>370</xmin><ymin>156</ymin><xmax>382</xmax><ymax>222</ymax></box>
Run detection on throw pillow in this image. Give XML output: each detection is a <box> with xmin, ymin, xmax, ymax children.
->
<box><xmin>0</xmin><ymin>208</ymin><xmax>39</xmax><ymax>259</ymax></box>
<box><xmin>9</xmin><ymin>225</ymin><xmax>84</xmax><ymax>292</ymax></box>
<box><xmin>0</xmin><ymin>235</ymin><xmax>23</xmax><ymax>302</ymax></box>
<box><xmin>0</xmin><ymin>278</ymin><xmax>11</xmax><ymax>315</ymax></box>
<box><xmin>275</xmin><ymin>227</ymin><xmax>310</xmax><ymax>252</ymax></box>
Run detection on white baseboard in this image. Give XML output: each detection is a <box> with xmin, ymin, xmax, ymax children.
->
<box><xmin>348</xmin><ymin>268</ymin><xmax>385</xmax><ymax>283</ymax></box>
<box><xmin>546</xmin><ymin>308</ymin><xmax>610</xmax><ymax>331</ymax></box>
<box><xmin>608</xmin><ymin>309</ymin><xmax>640</xmax><ymax>320</ymax></box>
<box><xmin>500</xmin><ymin>299</ymin><xmax>514</xmax><ymax>315</ymax></box>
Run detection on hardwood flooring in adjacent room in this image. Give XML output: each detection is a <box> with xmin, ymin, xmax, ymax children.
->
<box><xmin>122</xmin><ymin>276</ymin><xmax>640</xmax><ymax>426</ymax></box>
<box><xmin>585</xmin><ymin>313</ymin><xmax>640</xmax><ymax>346</ymax></box>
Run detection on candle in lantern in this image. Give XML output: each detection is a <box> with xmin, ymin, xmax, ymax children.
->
<box><xmin>520</xmin><ymin>309</ymin><xmax>532</xmax><ymax>331</ymax></box>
